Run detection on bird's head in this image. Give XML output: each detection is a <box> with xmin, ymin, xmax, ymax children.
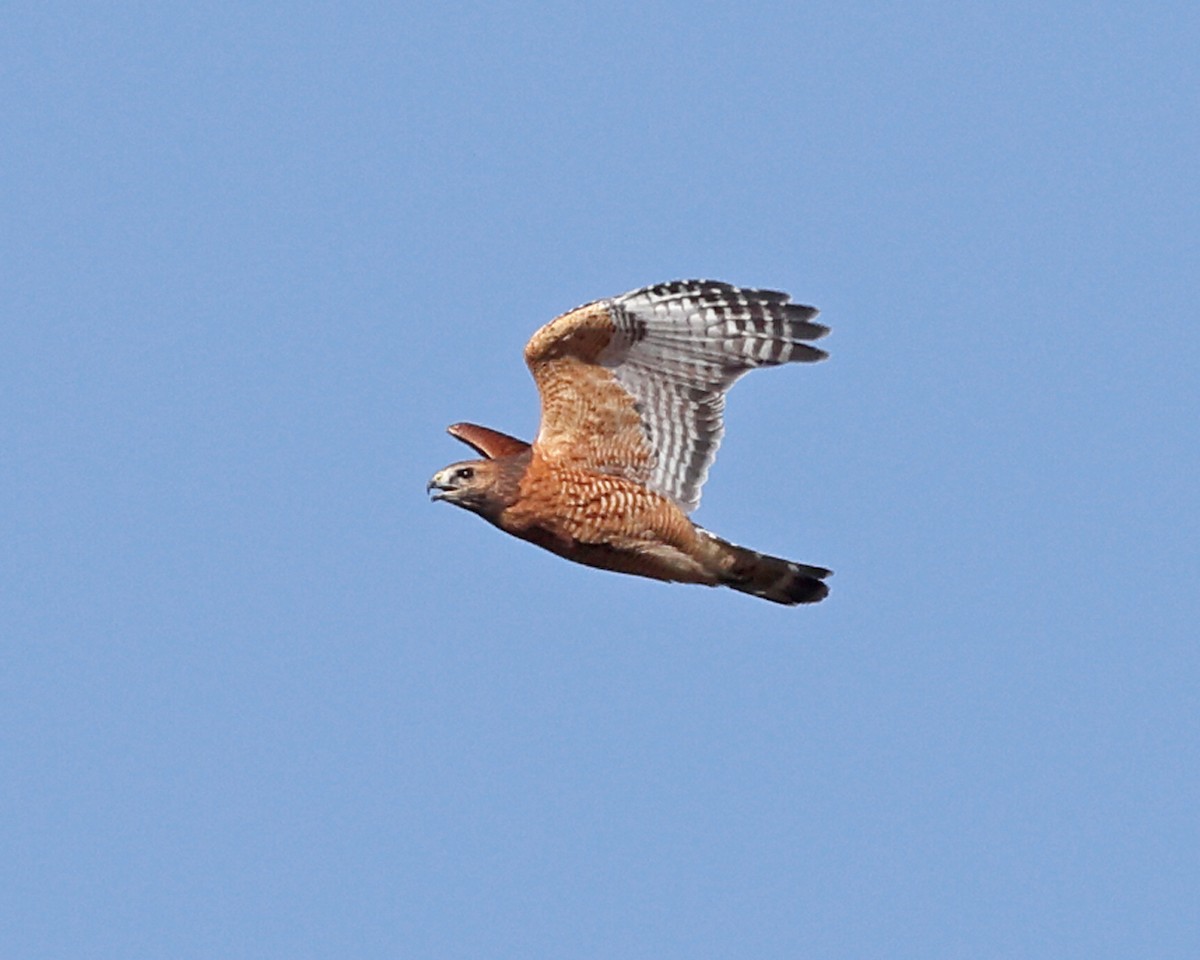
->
<box><xmin>427</xmin><ymin>459</ymin><xmax>511</xmax><ymax>519</ymax></box>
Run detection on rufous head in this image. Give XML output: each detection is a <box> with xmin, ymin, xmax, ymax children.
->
<box><xmin>429</xmin><ymin>423</ymin><xmax>532</xmax><ymax>521</ymax></box>
<box><xmin>427</xmin><ymin>458</ymin><xmax>515</xmax><ymax>520</ymax></box>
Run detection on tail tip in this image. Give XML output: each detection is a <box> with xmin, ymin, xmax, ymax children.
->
<box><xmin>768</xmin><ymin>566</ymin><xmax>831</xmax><ymax>605</ymax></box>
<box><xmin>735</xmin><ymin>559</ymin><xmax>832</xmax><ymax>606</ymax></box>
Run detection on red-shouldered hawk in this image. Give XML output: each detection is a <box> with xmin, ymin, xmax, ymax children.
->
<box><xmin>427</xmin><ymin>280</ymin><xmax>832</xmax><ymax>605</ymax></box>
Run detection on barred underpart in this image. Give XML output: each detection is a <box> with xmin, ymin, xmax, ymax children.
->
<box><xmin>596</xmin><ymin>280</ymin><xmax>829</xmax><ymax>513</ymax></box>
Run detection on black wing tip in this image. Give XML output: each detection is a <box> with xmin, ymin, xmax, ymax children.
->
<box><xmin>639</xmin><ymin>279</ymin><xmax>798</xmax><ymax>302</ymax></box>
<box><xmin>777</xmin><ymin>306</ymin><xmax>825</xmax><ymax>336</ymax></box>
<box><xmin>642</xmin><ymin>282</ymin><xmax>829</xmax><ymax>335</ymax></box>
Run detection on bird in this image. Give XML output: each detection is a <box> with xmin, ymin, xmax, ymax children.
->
<box><xmin>427</xmin><ymin>280</ymin><xmax>832</xmax><ymax>605</ymax></box>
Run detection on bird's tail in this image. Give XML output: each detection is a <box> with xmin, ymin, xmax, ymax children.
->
<box><xmin>700</xmin><ymin>530</ymin><xmax>831</xmax><ymax>605</ymax></box>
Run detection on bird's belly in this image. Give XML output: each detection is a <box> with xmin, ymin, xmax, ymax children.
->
<box><xmin>521</xmin><ymin>524</ymin><xmax>715</xmax><ymax>584</ymax></box>
<box><xmin>497</xmin><ymin>465</ymin><xmax>714</xmax><ymax>584</ymax></box>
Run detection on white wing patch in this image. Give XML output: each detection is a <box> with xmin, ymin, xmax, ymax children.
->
<box><xmin>596</xmin><ymin>280</ymin><xmax>828</xmax><ymax>513</ymax></box>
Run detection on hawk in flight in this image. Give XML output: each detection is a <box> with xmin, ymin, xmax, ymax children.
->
<box><xmin>427</xmin><ymin>280</ymin><xmax>832</xmax><ymax>605</ymax></box>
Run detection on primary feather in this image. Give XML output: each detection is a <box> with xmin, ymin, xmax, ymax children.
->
<box><xmin>594</xmin><ymin>280</ymin><xmax>828</xmax><ymax>512</ymax></box>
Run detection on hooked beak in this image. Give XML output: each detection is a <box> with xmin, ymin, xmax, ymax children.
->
<box><xmin>426</xmin><ymin>470</ymin><xmax>455</xmax><ymax>502</ymax></box>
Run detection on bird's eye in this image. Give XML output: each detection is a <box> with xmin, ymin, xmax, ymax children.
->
<box><xmin>455</xmin><ymin>467</ymin><xmax>475</xmax><ymax>480</ymax></box>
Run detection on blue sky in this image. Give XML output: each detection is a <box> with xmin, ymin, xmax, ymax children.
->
<box><xmin>3</xmin><ymin>2</ymin><xmax>1197</xmax><ymax>957</ymax></box>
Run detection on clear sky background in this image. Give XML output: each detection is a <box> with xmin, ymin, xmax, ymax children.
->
<box><xmin>3</xmin><ymin>2</ymin><xmax>1197</xmax><ymax>958</ymax></box>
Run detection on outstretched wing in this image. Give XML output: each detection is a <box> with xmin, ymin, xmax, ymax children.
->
<box><xmin>524</xmin><ymin>280</ymin><xmax>828</xmax><ymax>513</ymax></box>
<box><xmin>447</xmin><ymin>422</ymin><xmax>531</xmax><ymax>459</ymax></box>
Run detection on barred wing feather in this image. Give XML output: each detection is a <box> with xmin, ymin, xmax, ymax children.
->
<box><xmin>602</xmin><ymin>281</ymin><xmax>827</xmax><ymax>512</ymax></box>
<box><xmin>526</xmin><ymin>280</ymin><xmax>828</xmax><ymax>513</ymax></box>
